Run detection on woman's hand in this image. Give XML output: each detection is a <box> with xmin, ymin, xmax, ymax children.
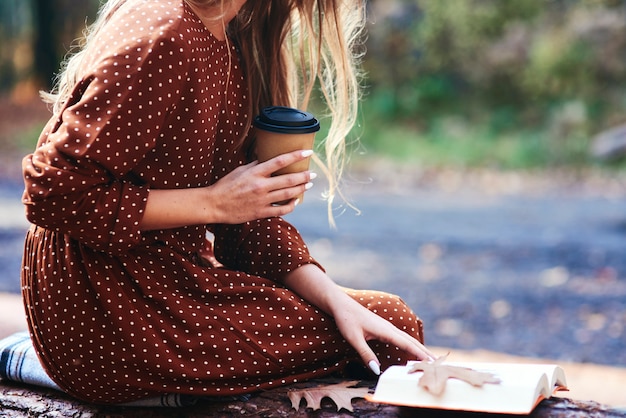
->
<box><xmin>208</xmin><ymin>150</ymin><xmax>315</xmax><ymax>224</ymax></box>
<box><xmin>283</xmin><ymin>265</ymin><xmax>438</xmax><ymax>375</ymax></box>
<box><xmin>141</xmin><ymin>150</ymin><xmax>314</xmax><ymax>230</ymax></box>
<box><xmin>330</xmin><ymin>292</ymin><xmax>437</xmax><ymax>374</ymax></box>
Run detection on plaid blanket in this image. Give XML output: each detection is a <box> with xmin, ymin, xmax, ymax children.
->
<box><xmin>0</xmin><ymin>331</ymin><xmax>196</xmax><ymax>407</ymax></box>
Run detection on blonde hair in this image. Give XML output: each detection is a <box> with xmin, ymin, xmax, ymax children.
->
<box><xmin>43</xmin><ymin>0</ymin><xmax>366</xmax><ymax>224</ymax></box>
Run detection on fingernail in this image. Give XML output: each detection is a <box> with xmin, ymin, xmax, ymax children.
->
<box><xmin>309</xmin><ymin>172</ymin><xmax>318</xmax><ymax>180</ymax></box>
<box><xmin>368</xmin><ymin>360</ymin><xmax>381</xmax><ymax>376</ymax></box>
<box><xmin>301</xmin><ymin>150</ymin><xmax>314</xmax><ymax>157</ymax></box>
<box><xmin>294</xmin><ymin>198</ymin><xmax>301</xmax><ymax>207</ymax></box>
<box><xmin>305</xmin><ymin>182</ymin><xmax>314</xmax><ymax>190</ymax></box>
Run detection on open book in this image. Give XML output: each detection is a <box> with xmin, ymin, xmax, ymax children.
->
<box><xmin>367</xmin><ymin>361</ymin><xmax>568</xmax><ymax>414</ymax></box>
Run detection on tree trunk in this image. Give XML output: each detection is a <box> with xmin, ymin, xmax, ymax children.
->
<box><xmin>31</xmin><ymin>0</ymin><xmax>59</xmax><ymax>89</ymax></box>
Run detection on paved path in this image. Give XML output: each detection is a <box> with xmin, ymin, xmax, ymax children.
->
<box><xmin>284</xmin><ymin>179</ymin><xmax>626</xmax><ymax>366</ymax></box>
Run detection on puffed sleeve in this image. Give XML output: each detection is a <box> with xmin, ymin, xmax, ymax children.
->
<box><xmin>212</xmin><ymin>218</ymin><xmax>325</xmax><ymax>282</ymax></box>
<box><xmin>22</xmin><ymin>28</ymin><xmax>189</xmax><ymax>254</ymax></box>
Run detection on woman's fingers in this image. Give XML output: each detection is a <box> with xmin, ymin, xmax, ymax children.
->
<box><xmin>255</xmin><ymin>150</ymin><xmax>316</xmax><ymax>207</ymax></box>
<box><xmin>251</xmin><ymin>149</ymin><xmax>316</xmax><ymax>203</ymax></box>
<box><xmin>266</xmin><ymin>178</ymin><xmax>313</xmax><ymax>203</ymax></box>
<box><xmin>371</xmin><ymin>319</ymin><xmax>437</xmax><ymax>361</ymax></box>
<box><xmin>356</xmin><ymin>344</ymin><xmax>382</xmax><ymax>376</ymax></box>
<box><xmin>391</xmin><ymin>328</ymin><xmax>438</xmax><ymax>361</ymax></box>
<box><xmin>346</xmin><ymin>315</ymin><xmax>439</xmax><ymax>375</ymax></box>
<box><xmin>255</xmin><ymin>149</ymin><xmax>314</xmax><ymax>176</ymax></box>
<box><xmin>339</xmin><ymin>322</ymin><xmax>382</xmax><ymax>375</ymax></box>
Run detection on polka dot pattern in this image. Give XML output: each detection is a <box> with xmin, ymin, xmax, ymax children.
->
<box><xmin>20</xmin><ymin>0</ymin><xmax>424</xmax><ymax>405</ymax></box>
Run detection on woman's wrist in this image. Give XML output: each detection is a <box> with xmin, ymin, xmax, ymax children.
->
<box><xmin>282</xmin><ymin>264</ymin><xmax>348</xmax><ymax>316</ymax></box>
<box><xmin>196</xmin><ymin>185</ymin><xmax>221</xmax><ymax>224</ymax></box>
<box><xmin>141</xmin><ymin>186</ymin><xmax>218</xmax><ymax>231</ymax></box>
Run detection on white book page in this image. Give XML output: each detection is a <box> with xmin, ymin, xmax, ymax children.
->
<box><xmin>368</xmin><ymin>362</ymin><xmax>567</xmax><ymax>414</ymax></box>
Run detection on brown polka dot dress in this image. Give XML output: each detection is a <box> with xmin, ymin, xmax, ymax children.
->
<box><xmin>20</xmin><ymin>0</ymin><xmax>424</xmax><ymax>405</ymax></box>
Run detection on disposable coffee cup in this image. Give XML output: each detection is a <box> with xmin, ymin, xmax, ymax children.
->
<box><xmin>253</xmin><ymin>106</ymin><xmax>320</xmax><ymax>204</ymax></box>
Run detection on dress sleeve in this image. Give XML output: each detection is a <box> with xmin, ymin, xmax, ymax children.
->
<box><xmin>22</xmin><ymin>29</ymin><xmax>188</xmax><ymax>254</ymax></box>
<box><xmin>212</xmin><ymin>217</ymin><xmax>325</xmax><ymax>282</ymax></box>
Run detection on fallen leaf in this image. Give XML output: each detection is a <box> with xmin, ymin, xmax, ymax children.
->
<box><xmin>409</xmin><ymin>355</ymin><xmax>501</xmax><ymax>396</ymax></box>
<box><xmin>288</xmin><ymin>380</ymin><xmax>370</xmax><ymax>412</ymax></box>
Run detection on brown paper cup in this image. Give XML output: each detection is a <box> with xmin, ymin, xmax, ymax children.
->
<box><xmin>253</xmin><ymin>107</ymin><xmax>320</xmax><ymax>204</ymax></box>
<box><xmin>255</xmin><ymin>130</ymin><xmax>316</xmax><ymax>174</ymax></box>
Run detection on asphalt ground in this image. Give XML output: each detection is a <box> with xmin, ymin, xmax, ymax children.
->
<box><xmin>286</xmin><ymin>178</ymin><xmax>626</xmax><ymax>367</ymax></box>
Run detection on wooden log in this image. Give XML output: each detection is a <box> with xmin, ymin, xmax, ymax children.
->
<box><xmin>1</xmin><ymin>379</ymin><xmax>625</xmax><ymax>418</ymax></box>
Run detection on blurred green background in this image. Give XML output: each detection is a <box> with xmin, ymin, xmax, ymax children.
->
<box><xmin>1</xmin><ymin>0</ymin><xmax>626</xmax><ymax>170</ymax></box>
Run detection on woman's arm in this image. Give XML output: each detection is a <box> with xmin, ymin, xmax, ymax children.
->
<box><xmin>140</xmin><ymin>150</ymin><xmax>315</xmax><ymax>230</ymax></box>
<box><xmin>23</xmin><ymin>29</ymin><xmax>190</xmax><ymax>253</ymax></box>
<box><xmin>283</xmin><ymin>264</ymin><xmax>438</xmax><ymax>374</ymax></box>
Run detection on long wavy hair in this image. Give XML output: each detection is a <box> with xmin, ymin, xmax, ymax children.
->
<box><xmin>43</xmin><ymin>0</ymin><xmax>366</xmax><ymax>224</ymax></box>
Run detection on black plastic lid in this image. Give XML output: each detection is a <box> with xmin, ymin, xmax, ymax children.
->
<box><xmin>253</xmin><ymin>106</ymin><xmax>320</xmax><ymax>134</ymax></box>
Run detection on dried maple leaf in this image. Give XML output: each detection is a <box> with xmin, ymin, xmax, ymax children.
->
<box><xmin>288</xmin><ymin>380</ymin><xmax>370</xmax><ymax>412</ymax></box>
<box><xmin>409</xmin><ymin>355</ymin><xmax>501</xmax><ymax>396</ymax></box>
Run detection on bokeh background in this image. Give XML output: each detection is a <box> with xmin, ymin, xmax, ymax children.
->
<box><xmin>2</xmin><ymin>0</ymin><xmax>626</xmax><ymax>168</ymax></box>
